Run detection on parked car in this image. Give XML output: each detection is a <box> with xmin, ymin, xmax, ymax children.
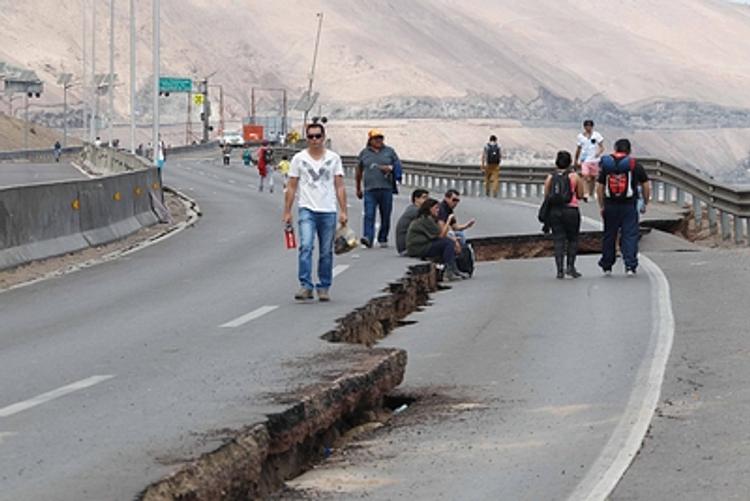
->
<box><xmin>219</xmin><ymin>131</ymin><xmax>244</xmax><ymax>147</ymax></box>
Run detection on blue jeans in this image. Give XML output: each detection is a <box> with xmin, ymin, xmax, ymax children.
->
<box><xmin>599</xmin><ymin>203</ymin><xmax>640</xmax><ymax>271</ymax></box>
<box><xmin>363</xmin><ymin>188</ymin><xmax>393</xmax><ymax>244</ymax></box>
<box><xmin>422</xmin><ymin>238</ymin><xmax>457</xmax><ymax>266</ymax></box>
<box><xmin>298</xmin><ymin>208</ymin><xmax>337</xmax><ymax>290</ymax></box>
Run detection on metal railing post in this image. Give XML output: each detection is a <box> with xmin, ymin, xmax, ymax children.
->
<box><xmin>707</xmin><ymin>206</ymin><xmax>718</xmax><ymax>234</ymax></box>
<box><xmin>734</xmin><ymin>216</ymin><xmax>744</xmax><ymax>245</ymax></box>
<box><xmin>693</xmin><ymin>197</ymin><xmax>703</xmax><ymax>227</ymax></box>
<box><xmin>720</xmin><ymin>211</ymin><xmax>731</xmax><ymax>240</ymax></box>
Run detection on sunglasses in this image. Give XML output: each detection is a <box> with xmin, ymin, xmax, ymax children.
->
<box><xmin>451</xmin><ymin>198</ymin><xmax>460</xmax><ymax>203</ymax></box>
<box><xmin>307</xmin><ymin>133</ymin><xmax>323</xmax><ymax>140</ymax></box>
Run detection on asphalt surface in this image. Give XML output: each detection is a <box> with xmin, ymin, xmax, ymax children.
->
<box><xmin>0</xmin><ymin>150</ymin><xmax>569</xmax><ymax>500</ymax></box>
<box><xmin>0</xmin><ymin>162</ymin><xmax>87</xmax><ymax>187</ymax></box>
<box><xmin>286</xmin><ymin>255</ymin><xmax>663</xmax><ymax>500</ymax></box>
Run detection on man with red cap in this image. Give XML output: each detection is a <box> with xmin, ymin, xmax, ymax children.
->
<box><xmin>356</xmin><ymin>129</ymin><xmax>401</xmax><ymax>248</ymax></box>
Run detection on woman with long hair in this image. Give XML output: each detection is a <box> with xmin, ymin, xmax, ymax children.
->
<box><xmin>405</xmin><ymin>198</ymin><xmax>467</xmax><ymax>281</ymax></box>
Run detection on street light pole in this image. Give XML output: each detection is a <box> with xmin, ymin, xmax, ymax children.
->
<box><xmin>90</xmin><ymin>0</ymin><xmax>97</xmax><ymax>143</ymax></box>
<box><xmin>24</xmin><ymin>92</ymin><xmax>29</xmax><ymax>150</ymax></box>
<box><xmin>63</xmin><ymin>83</ymin><xmax>68</xmax><ymax>147</ymax></box>
<box><xmin>82</xmin><ymin>0</ymin><xmax>88</xmax><ymax>140</ymax></box>
<box><xmin>108</xmin><ymin>0</ymin><xmax>115</xmax><ymax>147</ymax></box>
<box><xmin>303</xmin><ymin>12</ymin><xmax>324</xmax><ymax>131</ymax></box>
<box><xmin>152</xmin><ymin>0</ymin><xmax>160</xmax><ymax>167</ymax></box>
<box><xmin>129</xmin><ymin>0</ymin><xmax>136</xmax><ymax>153</ymax></box>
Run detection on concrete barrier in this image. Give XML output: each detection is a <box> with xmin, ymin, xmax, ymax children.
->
<box><xmin>0</xmin><ymin>166</ymin><xmax>164</xmax><ymax>271</ymax></box>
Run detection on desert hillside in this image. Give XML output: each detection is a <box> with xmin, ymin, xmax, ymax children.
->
<box><xmin>2</xmin><ymin>0</ymin><xmax>750</xmax><ymax>179</ymax></box>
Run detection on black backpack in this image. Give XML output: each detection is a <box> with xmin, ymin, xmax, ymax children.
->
<box><xmin>456</xmin><ymin>242</ymin><xmax>475</xmax><ymax>277</ymax></box>
<box><xmin>486</xmin><ymin>143</ymin><xmax>501</xmax><ymax>164</ymax></box>
<box><xmin>548</xmin><ymin>169</ymin><xmax>573</xmax><ymax>206</ymax></box>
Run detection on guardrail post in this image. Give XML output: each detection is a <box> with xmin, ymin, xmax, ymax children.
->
<box><xmin>720</xmin><ymin>211</ymin><xmax>731</xmax><ymax>240</ymax></box>
<box><xmin>746</xmin><ymin>219</ymin><xmax>750</xmax><ymax>247</ymax></box>
<box><xmin>734</xmin><ymin>216</ymin><xmax>745</xmax><ymax>245</ymax></box>
<box><xmin>707</xmin><ymin>206</ymin><xmax>718</xmax><ymax>234</ymax></box>
<box><xmin>676</xmin><ymin>188</ymin><xmax>686</xmax><ymax>206</ymax></box>
<box><xmin>692</xmin><ymin>197</ymin><xmax>703</xmax><ymax>227</ymax></box>
<box><xmin>656</xmin><ymin>181</ymin><xmax>665</xmax><ymax>202</ymax></box>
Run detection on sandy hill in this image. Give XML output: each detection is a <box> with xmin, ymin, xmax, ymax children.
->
<box><xmin>0</xmin><ymin>114</ymin><xmax>66</xmax><ymax>151</ymax></box>
<box><xmin>2</xmin><ymin>0</ymin><xmax>750</xmax><ymax>178</ymax></box>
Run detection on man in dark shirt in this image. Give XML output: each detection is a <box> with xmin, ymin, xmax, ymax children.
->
<box><xmin>396</xmin><ymin>188</ymin><xmax>429</xmax><ymax>255</ymax></box>
<box><xmin>596</xmin><ymin>138</ymin><xmax>651</xmax><ymax>276</ymax></box>
<box><xmin>356</xmin><ymin>129</ymin><xmax>401</xmax><ymax>248</ymax></box>
<box><xmin>438</xmin><ymin>189</ymin><xmax>476</xmax><ymax>244</ymax></box>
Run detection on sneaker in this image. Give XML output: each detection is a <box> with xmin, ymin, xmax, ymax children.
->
<box><xmin>556</xmin><ymin>270</ymin><xmax>565</xmax><ymax>279</ymax></box>
<box><xmin>602</xmin><ymin>268</ymin><xmax>612</xmax><ymax>277</ymax></box>
<box><xmin>444</xmin><ymin>268</ymin><xmax>462</xmax><ymax>282</ymax></box>
<box><xmin>317</xmin><ymin>289</ymin><xmax>330</xmax><ymax>302</ymax></box>
<box><xmin>360</xmin><ymin>237</ymin><xmax>372</xmax><ymax>248</ymax></box>
<box><xmin>294</xmin><ymin>288</ymin><xmax>314</xmax><ymax>301</ymax></box>
<box><xmin>378</xmin><ymin>241</ymin><xmax>388</xmax><ymax>249</ymax></box>
<box><xmin>626</xmin><ymin>268</ymin><xmax>637</xmax><ymax>277</ymax></box>
<box><xmin>566</xmin><ymin>267</ymin><xmax>582</xmax><ymax>279</ymax></box>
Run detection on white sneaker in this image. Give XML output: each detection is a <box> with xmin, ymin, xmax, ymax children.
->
<box><xmin>603</xmin><ymin>269</ymin><xmax>612</xmax><ymax>277</ymax></box>
<box><xmin>626</xmin><ymin>269</ymin><xmax>637</xmax><ymax>277</ymax></box>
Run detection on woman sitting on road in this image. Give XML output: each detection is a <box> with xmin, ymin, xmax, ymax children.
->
<box><xmin>544</xmin><ymin>150</ymin><xmax>584</xmax><ymax>279</ymax></box>
<box><xmin>406</xmin><ymin>198</ymin><xmax>467</xmax><ymax>281</ymax></box>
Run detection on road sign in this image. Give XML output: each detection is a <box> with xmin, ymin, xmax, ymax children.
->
<box><xmin>159</xmin><ymin>77</ymin><xmax>192</xmax><ymax>93</ymax></box>
<box><xmin>193</xmin><ymin>94</ymin><xmax>204</xmax><ymax>106</ymax></box>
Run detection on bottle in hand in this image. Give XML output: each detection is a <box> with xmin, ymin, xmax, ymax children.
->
<box><xmin>284</xmin><ymin>223</ymin><xmax>297</xmax><ymax>249</ymax></box>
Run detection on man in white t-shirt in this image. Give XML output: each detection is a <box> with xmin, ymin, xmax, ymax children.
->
<box><xmin>574</xmin><ymin>119</ymin><xmax>604</xmax><ymax>200</ymax></box>
<box><xmin>283</xmin><ymin>123</ymin><xmax>348</xmax><ymax>302</ymax></box>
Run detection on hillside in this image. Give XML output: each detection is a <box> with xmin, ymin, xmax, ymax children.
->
<box><xmin>2</xmin><ymin>0</ymin><xmax>750</xmax><ymax>178</ymax></box>
<box><xmin>0</xmin><ymin>113</ymin><xmax>66</xmax><ymax>151</ymax></box>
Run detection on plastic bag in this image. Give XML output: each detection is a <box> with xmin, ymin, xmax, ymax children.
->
<box><xmin>334</xmin><ymin>224</ymin><xmax>358</xmax><ymax>255</ymax></box>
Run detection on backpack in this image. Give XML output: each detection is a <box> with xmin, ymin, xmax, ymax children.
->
<box><xmin>486</xmin><ymin>143</ymin><xmax>501</xmax><ymax>164</ymax></box>
<box><xmin>456</xmin><ymin>242</ymin><xmax>475</xmax><ymax>277</ymax></box>
<box><xmin>263</xmin><ymin>147</ymin><xmax>274</xmax><ymax>163</ymax></box>
<box><xmin>603</xmin><ymin>155</ymin><xmax>636</xmax><ymax>200</ymax></box>
<box><xmin>548</xmin><ymin>169</ymin><xmax>573</xmax><ymax>206</ymax></box>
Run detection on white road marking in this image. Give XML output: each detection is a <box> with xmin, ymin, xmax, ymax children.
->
<box><xmin>332</xmin><ymin>264</ymin><xmax>350</xmax><ymax>277</ymax></box>
<box><xmin>220</xmin><ymin>305</ymin><xmax>279</xmax><ymax>328</ymax></box>
<box><xmin>0</xmin><ymin>375</ymin><xmax>115</xmax><ymax>418</ymax></box>
<box><xmin>568</xmin><ymin>255</ymin><xmax>675</xmax><ymax>501</ymax></box>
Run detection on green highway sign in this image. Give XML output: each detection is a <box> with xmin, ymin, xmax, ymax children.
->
<box><xmin>159</xmin><ymin>77</ymin><xmax>192</xmax><ymax>93</ymax></box>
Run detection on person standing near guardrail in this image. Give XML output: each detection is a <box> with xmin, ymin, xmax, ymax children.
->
<box><xmin>283</xmin><ymin>122</ymin><xmax>348</xmax><ymax>302</ymax></box>
<box><xmin>574</xmin><ymin>120</ymin><xmax>604</xmax><ymax>201</ymax></box>
<box><xmin>596</xmin><ymin>138</ymin><xmax>651</xmax><ymax>277</ymax></box>
<box><xmin>53</xmin><ymin>141</ymin><xmax>62</xmax><ymax>162</ymax></box>
<box><xmin>481</xmin><ymin>134</ymin><xmax>502</xmax><ymax>197</ymax></box>
<box><xmin>356</xmin><ymin>129</ymin><xmax>400</xmax><ymax>248</ymax></box>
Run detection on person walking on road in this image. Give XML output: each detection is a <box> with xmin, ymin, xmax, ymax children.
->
<box><xmin>406</xmin><ymin>198</ymin><xmax>467</xmax><ymax>282</ymax></box>
<box><xmin>277</xmin><ymin>155</ymin><xmax>291</xmax><ymax>192</ymax></box>
<box><xmin>544</xmin><ymin>151</ymin><xmax>584</xmax><ymax>279</ymax></box>
<box><xmin>356</xmin><ymin>129</ymin><xmax>400</xmax><ymax>248</ymax></box>
<box><xmin>283</xmin><ymin>123</ymin><xmax>348</xmax><ymax>302</ymax></box>
<box><xmin>596</xmin><ymin>138</ymin><xmax>651</xmax><ymax>276</ymax></box>
<box><xmin>53</xmin><ymin>141</ymin><xmax>62</xmax><ymax>162</ymax></box>
<box><xmin>396</xmin><ymin>188</ymin><xmax>429</xmax><ymax>256</ymax></box>
<box><xmin>258</xmin><ymin>139</ymin><xmax>274</xmax><ymax>193</ymax></box>
<box><xmin>222</xmin><ymin>143</ymin><xmax>232</xmax><ymax>166</ymax></box>
<box><xmin>574</xmin><ymin>119</ymin><xmax>604</xmax><ymax>201</ymax></box>
<box><xmin>481</xmin><ymin>134</ymin><xmax>502</xmax><ymax>197</ymax></box>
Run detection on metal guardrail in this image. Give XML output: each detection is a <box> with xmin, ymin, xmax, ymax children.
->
<box><xmin>278</xmin><ymin>146</ymin><xmax>750</xmax><ymax>245</ymax></box>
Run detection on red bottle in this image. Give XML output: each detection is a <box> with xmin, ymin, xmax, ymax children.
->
<box><xmin>284</xmin><ymin>223</ymin><xmax>297</xmax><ymax>249</ymax></box>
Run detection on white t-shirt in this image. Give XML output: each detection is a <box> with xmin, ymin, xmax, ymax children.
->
<box><xmin>289</xmin><ymin>149</ymin><xmax>344</xmax><ymax>213</ymax></box>
<box><xmin>577</xmin><ymin>131</ymin><xmax>604</xmax><ymax>162</ymax></box>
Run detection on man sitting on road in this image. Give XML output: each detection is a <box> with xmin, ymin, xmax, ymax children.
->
<box><xmin>596</xmin><ymin>138</ymin><xmax>651</xmax><ymax>276</ymax></box>
<box><xmin>396</xmin><ymin>188</ymin><xmax>429</xmax><ymax>256</ymax></box>
<box><xmin>283</xmin><ymin>123</ymin><xmax>348</xmax><ymax>302</ymax></box>
<box><xmin>438</xmin><ymin>189</ymin><xmax>476</xmax><ymax>244</ymax></box>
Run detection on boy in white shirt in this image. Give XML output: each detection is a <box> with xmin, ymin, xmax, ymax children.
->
<box><xmin>574</xmin><ymin>119</ymin><xmax>604</xmax><ymax>200</ymax></box>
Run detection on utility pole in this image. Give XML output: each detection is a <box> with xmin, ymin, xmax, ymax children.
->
<box><xmin>200</xmin><ymin>78</ymin><xmax>210</xmax><ymax>143</ymax></box>
<box><xmin>23</xmin><ymin>92</ymin><xmax>29</xmax><ymax>150</ymax></box>
<box><xmin>186</xmin><ymin>91</ymin><xmax>191</xmax><ymax>144</ymax></box>
<box><xmin>82</xmin><ymin>0</ymin><xmax>88</xmax><ymax>141</ymax></box>
<box><xmin>303</xmin><ymin>12</ymin><xmax>324</xmax><ymax>130</ymax></box>
<box><xmin>152</xmin><ymin>0</ymin><xmax>160</xmax><ymax>166</ymax></box>
<box><xmin>129</xmin><ymin>0</ymin><xmax>136</xmax><ymax>153</ymax></box>
<box><xmin>108</xmin><ymin>0</ymin><xmax>115</xmax><ymax>147</ymax></box>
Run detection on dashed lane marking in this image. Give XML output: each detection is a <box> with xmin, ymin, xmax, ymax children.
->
<box><xmin>332</xmin><ymin>264</ymin><xmax>350</xmax><ymax>277</ymax></box>
<box><xmin>0</xmin><ymin>375</ymin><xmax>115</xmax><ymax>418</ymax></box>
<box><xmin>220</xmin><ymin>305</ymin><xmax>279</xmax><ymax>329</ymax></box>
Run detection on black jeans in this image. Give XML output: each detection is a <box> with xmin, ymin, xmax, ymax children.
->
<box><xmin>421</xmin><ymin>238</ymin><xmax>457</xmax><ymax>267</ymax></box>
<box><xmin>549</xmin><ymin>206</ymin><xmax>581</xmax><ymax>271</ymax></box>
